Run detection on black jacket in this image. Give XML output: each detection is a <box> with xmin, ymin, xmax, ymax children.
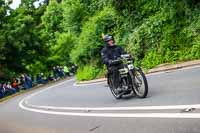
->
<box><xmin>101</xmin><ymin>43</ymin><xmax>126</xmax><ymax>66</ymax></box>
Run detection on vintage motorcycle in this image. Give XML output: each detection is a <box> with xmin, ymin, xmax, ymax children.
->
<box><xmin>107</xmin><ymin>54</ymin><xmax>148</xmax><ymax>99</ymax></box>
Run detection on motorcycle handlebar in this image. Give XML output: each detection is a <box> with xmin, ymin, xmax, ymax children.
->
<box><xmin>121</xmin><ymin>54</ymin><xmax>131</xmax><ymax>58</ymax></box>
<box><xmin>109</xmin><ymin>54</ymin><xmax>134</xmax><ymax>66</ymax></box>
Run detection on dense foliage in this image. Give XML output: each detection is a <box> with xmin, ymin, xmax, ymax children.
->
<box><xmin>0</xmin><ymin>0</ymin><xmax>200</xmax><ymax>81</ymax></box>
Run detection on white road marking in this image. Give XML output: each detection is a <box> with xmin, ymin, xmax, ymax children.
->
<box><xmin>73</xmin><ymin>81</ymin><xmax>105</xmax><ymax>87</ymax></box>
<box><xmin>19</xmin><ymin>100</ymin><xmax>200</xmax><ymax>118</ymax></box>
<box><xmin>19</xmin><ymin>88</ymin><xmax>200</xmax><ymax>119</ymax></box>
<box><xmin>25</xmin><ymin>104</ymin><xmax>200</xmax><ymax>111</ymax></box>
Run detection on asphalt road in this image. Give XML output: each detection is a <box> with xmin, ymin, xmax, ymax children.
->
<box><xmin>0</xmin><ymin>66</ymin><xmax>200</xmax><ymax>133</ymax></box>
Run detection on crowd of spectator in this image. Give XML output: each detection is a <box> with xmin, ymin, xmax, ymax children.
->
<box><xmin>0</xmin><ymin>65</ymin><xmax>77</xmax><ymax>99</ymax></box>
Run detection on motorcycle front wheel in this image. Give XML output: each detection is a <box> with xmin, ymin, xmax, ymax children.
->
<box><xmin>130</xmin><ymin>68</ymin><xmax>148</xmax><ymax>98</ymax></box>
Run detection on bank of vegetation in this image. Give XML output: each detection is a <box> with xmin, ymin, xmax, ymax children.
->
<box><xmin>0</xmin><ymin>0</ymin><xmax>200</xmax><ymax>81</ymax></box>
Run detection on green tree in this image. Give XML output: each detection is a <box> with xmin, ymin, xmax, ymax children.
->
<box><xmin>48</xmin><ymin>32</ymin><xmax>77</xmax><ymax>66</ymax></box>
<box><xmin>0</xmin><ymin>0</ymin><xmax>49</xmax><ymax>79</ymax></box>
<box><xmin>42</xmin><ymin>0</ymin><xmax>63</xmax><ymax>41</ymax></box>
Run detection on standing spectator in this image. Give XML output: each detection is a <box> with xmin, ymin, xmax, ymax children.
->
<box><xmin>36</xmin><ymin>73</ymin><xmax>42</xmax><ymax>84</ymax></box>
<box><xmin>3</xmin><ymin>82</ymin><xmax>16</xmax><ymax>95</ymax></box>
<box><xmin>19</xmin><ymin>73</ymin><xmax>32</xmax><ymax>89</ymax></box>
<box><xmin>36</xmin><ymin>73</ymin><xmax>48</xmax><ymax>84</ymax></box>
<box><xmin>55</xmin><ymin>66</ymin><xmax>60</xmax><ymax>80</ymax></box>
<box><xmin>64</xmin><ymin>66</ymin><xmax>69</xmax><ymax>76</ymax></box>
<box><xmin>53</xmin><ymin>67</ymin><xmax>58</xmax><ymax>80</ymax></box>
<box><xmin>59</xmin><ymin>66</ymin><xmax>65</xmax><ymax>78</ymax></box>
<box><xmin>11</xmin><ymin>78</ymin><xmax>20</xmax><ymax>92</ymax></box>
<box><xmin>55</xmin><ymin>66</ymin><xmax>64</xmax><ymax>79</ymax></box>
<box><xmin>0</xmin><ymin>83</ymin><xmax>5</xmax><ymax>98</ymax></box>
<box><xmin>56</xmin><ymin>66</ymin><xmax>62</xmax><ymax>78</ymax></box>
<box><xmin>24</xmin><ymin>74</ymin><xmax>32</xmax><ymax>89</ymax></box>
<box><xmin>48</xmin><ymin>70</ymin><xmax>55</xmax><ymax>81</ymax></box>
<box><xmin>70</xmin><ymin>65</ymin><xmax>77</xmax><ymax>75</ymax></box>
<box><xmin>19</xmin><ymin>74</ymin><xmax>25</xmax><ymax>89</ymax></box>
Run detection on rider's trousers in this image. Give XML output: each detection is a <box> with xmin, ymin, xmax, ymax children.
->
<box><xmin>108</xmin><ymin>65</ymin><xmax>121</xmax><ymax>89</ymax></box>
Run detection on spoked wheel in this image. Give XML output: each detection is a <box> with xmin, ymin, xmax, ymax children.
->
<box><xmin>107</xmin><ymin>74</ymin><xmax>122</xmax><ymax>99</ymax></box>
<box><xmin>130</xmin><ymin>68</ymin><xmax>148</xmax><ymax>98</ymax></box>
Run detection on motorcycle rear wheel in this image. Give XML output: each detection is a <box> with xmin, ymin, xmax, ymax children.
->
<box><xmin>107</xmin><ymin>74</ymin><xmax>122</xmax><ymax>99</ymax></box>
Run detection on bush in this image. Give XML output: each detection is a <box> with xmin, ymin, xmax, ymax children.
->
<box><xmin>142</xmin><ymin>50</ymin><xmax>163</xmax><ymax>69</ymax></box>
<box><xmin>189</xmin><ymin>44</ymin><xmax>200</xmax><ymax>59</ymax></box>
<box><xmin>76</xmin><ymin>64</ymin><xmax>104</xmax><ymax>81</ymax></box>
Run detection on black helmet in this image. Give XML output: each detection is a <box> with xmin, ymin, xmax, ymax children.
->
<box><xmin>103</xmin><ymin>34</ymin><xmax>113</xmax><ymax>42</ymax></box>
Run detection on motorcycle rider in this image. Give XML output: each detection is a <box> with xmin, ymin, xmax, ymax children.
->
<box><xmin>101</xmin><ymin>34</ymin><xmax>126</xmax><ymax>93</ymax></box>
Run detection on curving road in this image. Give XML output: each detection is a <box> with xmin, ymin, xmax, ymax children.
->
<box><xmin>0</xmin><ymin>66</ymin><xmax>200</xmax><ymax>133</ymax></box>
